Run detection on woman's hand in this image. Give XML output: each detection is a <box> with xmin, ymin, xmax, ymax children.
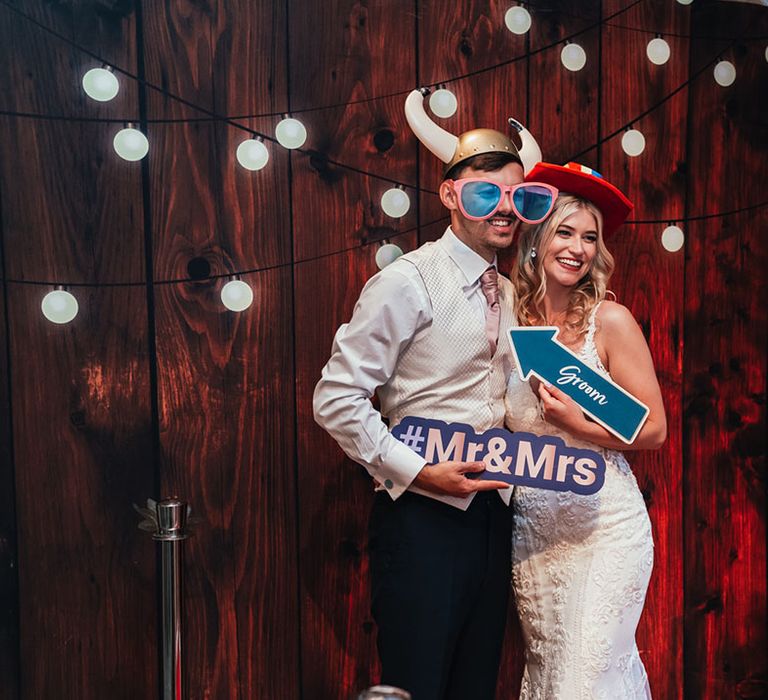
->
<box><xmin>537</xmin><ymin>382</ymin><xmax>588</xmax><ymax>436</ymax></box>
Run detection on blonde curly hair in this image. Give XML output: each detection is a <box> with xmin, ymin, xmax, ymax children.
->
<box><xmin>512</xmin><ymin>195</ymin><xmax>615</xmax><ymax>343</ymax></box>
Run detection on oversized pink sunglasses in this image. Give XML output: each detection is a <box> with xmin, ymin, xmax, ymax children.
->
<box><xmin>447</xmin><ymin>178</ymin><xmax>559</xmax><ymax>224</ymax></box>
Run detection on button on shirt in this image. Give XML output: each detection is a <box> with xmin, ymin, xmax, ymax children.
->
<box><xmin>313</xmin><ymin>227</ymin><xmax>504</xmax><ymax>500</ymax></box>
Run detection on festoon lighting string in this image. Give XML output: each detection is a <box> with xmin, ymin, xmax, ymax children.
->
<box><xmin>0</xmin><ymin>0</ymin><xmax>765</xmax><ymax>321</ymax></box>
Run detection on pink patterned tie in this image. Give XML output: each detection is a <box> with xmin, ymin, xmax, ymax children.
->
<box><xmin>480</xmin><ymin>266</ymin><xmax>501</xmax><ymax>354</ymax></box>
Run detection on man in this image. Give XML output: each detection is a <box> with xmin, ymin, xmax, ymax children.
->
<box><xmin>313</xmin><ymin>89</ymin><xmax>549</xmax><ymax>699</ymax></box>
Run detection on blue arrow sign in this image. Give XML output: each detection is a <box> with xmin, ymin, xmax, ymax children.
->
<box><xmin>508</xmin><ymin>327</ymin><xmax>649</xmax><ymax>444</ymax></box>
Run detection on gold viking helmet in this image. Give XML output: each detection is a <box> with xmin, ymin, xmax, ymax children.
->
<box><xmin>404</xmin><ymin>88</ymin><xmax>542</xmax><ymax>176</ymax></box>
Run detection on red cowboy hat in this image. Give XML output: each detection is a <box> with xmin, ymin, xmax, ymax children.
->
<box><xmin>526</xmin><ymin>162</ymin><xmax>634</xmax><ymax>235</ymax></box>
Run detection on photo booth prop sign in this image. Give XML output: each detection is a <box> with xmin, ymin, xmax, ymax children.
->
<box><xmin>392</xmin><ymin>417</ymin><xmax>606</xmax><ymax>495</ymax></box>
<box><xmin>508</xmin><ymin>327</ymin><xmax>649</xmax><ymax>444</ymax></box>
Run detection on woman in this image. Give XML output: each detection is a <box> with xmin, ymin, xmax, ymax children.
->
<box><xmin>505</xmin><ymin>162</ymin><xmax>667</xmax><ymax>699</ymax></box>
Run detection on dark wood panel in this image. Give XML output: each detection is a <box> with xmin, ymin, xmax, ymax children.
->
<box><xmin>142</xmin><ymin>1</ymin><xmax>298</xmax><ymax>697</ymax></box>
<box><xmin>0</xmin><ymin>271</ymin><xmax>19</xmax><ymax>698</ymax></box>
<box><xmin>289</xmin><ymin>1</ymin><xmax>417</xmax><ymax>696</ymax></box>
<box><xmin>0</xmin><ymin>2</ymin><xmax>156</xmax><ymax>698</ymax></box>
<box><xmin>529</xmin><ymin>0</ymin><xmax>600</xmax><ymax>167</ymax></box>
<box><xmin>600</xmin><ymin>2</ymin><xmax>689</xmax><ymax>697</ymax></box>
<box><xmin>289</xmin><ymin>0</ymin><xmax>418</xmax><ymax>262</ymax></box>
<box><xmin>684</xmin><ymin>4</ymin><xmax>768</xmax><ymax>698</ymax></box>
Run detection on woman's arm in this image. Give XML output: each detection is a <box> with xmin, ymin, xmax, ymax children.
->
<box><xmin>537</xmin><ymin>301</ymin><xmax>667</xmax><ymax>451</ymax></box>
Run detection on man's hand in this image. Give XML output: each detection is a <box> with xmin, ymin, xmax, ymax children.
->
<box><xmin>412</xmin><ymin>460</ymin><xmax>509</xmax><ymax>498</ymax></box>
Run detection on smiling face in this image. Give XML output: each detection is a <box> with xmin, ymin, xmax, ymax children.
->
<box><xmin>540</xmin><ymin>207</ymin><xmax>599</xmax><ymax>290</ymax></box>
<box><xmin>439</xmin><ymin>160</ymin><xmax>525</xmax><ymax>262</ymax></box>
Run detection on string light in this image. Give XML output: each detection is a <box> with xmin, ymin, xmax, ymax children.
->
<box><xmin>504</xmin><ymin>5</ymin><xmax>532</xmax><ymax>35</ymax></box>
<box><xmin>381</xmin><ymin>187</ymin><xmax>411</xmax><ymax>218</ymax></box>
<box><xmin>621</xmin><ymin>128</ymin><xmax>645</xmax><ymax>157</ymax></box>
<box><xmin>375</xmin><ymin>243</ymin><xmax>404</xmax><ymax>270</ymax></box>
<box><xmin>275</xmin><ymin>117</ymin><xmax>307</xmax><ymax>149</ymax></box>
<box><xmin>220</xmin><ymin>278</ymin><xmax>254</xmax><ymax>311</ymax></box>
<box><xmin>41</xmin><ymin>287</ymin><xmax>78</xmax><ymax>324</ymax></box>
<box><xmin>646</xmin><ymin>37</ymin><xmax>671</xmax><ymax>65</ymax></box>
<box><xmin>429</xmin><ymin>87</ymin><xmax>458</xmax><ymax>118</ymax></box>
<box><xmin>82</xmin><ymin>66</ymin><xmax>119</xmax><ymax>102</ymax></box>
<box><xmin>560</xmin><ymin>43</ymin><xmax>587</xmax><ymax>72</ymax></box>
<box><xmin>113</xmin><ymin>123</ymin><xmax>148</xmax><ymax>161</ymax></box>
<box><xmin>661</xmin><ymin>225</ymin><xmax>685</xmax><ymax>252</ymax></box>
<box><xmin>713</xmin><ymin>60</ymin><xmax>736</xmax><ymax>87</ymax></box>
<box><xmin>236</xmin><ymin>137</ymin><xmax>269</xmax><ymax>170</ymax></box>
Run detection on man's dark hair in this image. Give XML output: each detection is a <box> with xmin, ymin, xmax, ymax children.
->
<box><xmin>443</xmin><ymin>151</ymin><xmax>521</xmax><ymax>181</ymax></box>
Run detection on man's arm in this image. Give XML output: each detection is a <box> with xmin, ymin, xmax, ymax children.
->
<box><xmin>313</xmin><ymin>263</ymin><xmax>509</xmax><ymax>499</ymax></box>
<box><xmin>313</xmin><ymin>265</ymin><xmax>431</xmax><ymax>498</ymax></box>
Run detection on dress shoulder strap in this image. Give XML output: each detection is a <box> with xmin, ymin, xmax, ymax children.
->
<box><xmin>585</xmin><ymin>301</ymin><xmax>603</xmax><ymax>347</ymax></box>
<box><xmin>580</xmin><ymin>301</ymin><xmax>607</xmax><ymax>373</ymax></box>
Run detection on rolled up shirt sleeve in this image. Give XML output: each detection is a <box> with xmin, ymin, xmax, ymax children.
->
<box><xmin>312</xmin><ymin>264</ymin><xmax>431</xmax><ymax>500</ymax></box>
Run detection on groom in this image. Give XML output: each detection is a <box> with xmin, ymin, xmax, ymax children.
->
<box><xmin>313</xmin><ymin>89</ymin><xmax>548</xmax><ymax>699</ymax></box>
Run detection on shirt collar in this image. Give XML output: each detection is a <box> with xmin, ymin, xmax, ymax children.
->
<box><xmin>439</xmin><ymin>226</ymin><xmax>498</xmax><ymax>286</ymax></box>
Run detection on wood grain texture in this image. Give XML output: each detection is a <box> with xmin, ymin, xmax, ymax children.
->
<box><xmin>0</xmin><ymin>1</ymin><xmax>156</xmax><ymax>698</ymax></box>
<box><xmin>529</xmin><ymin>0</ymin><xmax>600</xmax><ymax>167</ymax></box>
<box><xmin>289</xmin><ymin>0</ymin><xmax>418</xmax><ymax>262</ymax></box>
<box><xmin>0</xmin><ymin>260</ymin><xmax>19</xmax><ymax>697</ymax></box>
<box><xmin>289</xmin><ymin>1</ymin><xmax>417</xmax><ymax>696</ymax></box>
<box><xmin>600</xmin><ymin>2</ymin><xmax>689</xmax><ymax>697</ymax></box>
<box><xmin>141</xmin><ymin>1</ymin><xmax>299</xmax><ymax>698</ymax></box>
<box><xmin>683</xmin><ymin>4</ymin><xmax>768</xmax><ymax>698</ymax></box>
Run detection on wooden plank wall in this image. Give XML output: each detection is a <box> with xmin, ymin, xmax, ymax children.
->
<box><xmin>0</xmin><ymin>1</ymin><xmax>765</xmax><ymax>698</ymax></box>
<box><xmin>140</xmin><ymin>1</ymin><xmax>299</xmax><ymax>697</ymax></box>
<box><xmin>0</xmin><ymin>1</ymin><xmax>157</xmax><ymax>698</ymax></box>
<box><xmin>684</xmin><ymin>4</ymin><xmax>768</xmax><ymax>698</ymax></box>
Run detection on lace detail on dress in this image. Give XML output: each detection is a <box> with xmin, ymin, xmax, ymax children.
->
<box><xmin>506</xmin><ymin>301</ymin><xmax>654</xmax><ymax>699</ymax></box>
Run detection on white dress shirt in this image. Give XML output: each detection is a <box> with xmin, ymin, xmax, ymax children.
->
<box><xmin>313</xmin><ymin>227</ymin><xmax>505</xmax><ymax>499</ymax></box>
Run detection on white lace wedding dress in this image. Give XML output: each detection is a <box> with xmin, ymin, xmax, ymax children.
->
<box><xmin>505</xmin><ymin>305</ymin><xmax>654</xmax><ymax>699</ymax></box>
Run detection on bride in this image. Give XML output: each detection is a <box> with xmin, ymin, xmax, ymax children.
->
<box><xmin>504</xmin><ymin>163</ymin><xmax>667</xmax><ymax>698</ymax></box>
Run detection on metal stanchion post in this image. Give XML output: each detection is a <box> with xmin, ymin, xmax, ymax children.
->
<box><xmin>136</xmin><ymin>498</ymin><xmax>191</xmax><ymax>700</ymax></box>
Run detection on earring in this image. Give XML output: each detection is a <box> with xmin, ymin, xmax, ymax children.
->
<box><xmin>530</xmin><ymin>247</ymin><xmax>537</xmax><ymax>259</ymax></box>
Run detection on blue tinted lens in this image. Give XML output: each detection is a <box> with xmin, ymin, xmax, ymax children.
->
<box><xmin>461</xmin><ymin>181</ymin><xmax>502</xmax><ymax>218</ymax></box>
<box><xmin>513</xmin><ymin>185</ymin><xmax>554</xmax><ymax>221</ymax></box>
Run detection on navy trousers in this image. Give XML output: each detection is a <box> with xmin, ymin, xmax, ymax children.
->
<box><xmin>368</xmin><ymin>490</ymin><xmax>513</xmax><ymax>700</ymax></box>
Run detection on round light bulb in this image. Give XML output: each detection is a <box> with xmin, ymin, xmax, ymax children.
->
<box><xmin>621</xmin><ymin>129</ymin><xmax>646</xmax><ymax>157</ymax></box>
<box><xmin>713</xmin><ymin>60</ymin><xmax>736</xmax><ymax>87</ymax></box>
<box><xmin>41</xmin><ymin>290</ymin><xmax>79</xmax><ymax>324</ymax></box>
<box><xmin>375</xmin><ymin>243</ymin><xmax>404</xmax><ymax>270</ymax></box>
<box><xmin>381</xmin><ymin>188</ymin><xmax>411</xmax><ymax>218</ymax></box>
<box><xmin>561</xmin><ymin>43</ymin><xmax>587</xmax><ymax>72</ymax></box>
<box><xmin>82</xmin><ymin>67</ymin><xmax>119</xmax><ymax>102</ymax></box>
<box><xmin>764</xmin><ymin>46</ymin><xmax>768</xmax><ymax>63</ymax></box>
<box><xmin>220</xmin><ymin>279</ymin><xmax>254</xmax><ymax>312</ymax></box>
<box><xmin>429</xmin><ymin>88</ymin><xmax>458</xmax><ymax>118</ymax></box>
<box><xmin>236</xmin><ymin>138</ymin><xmax>269</xmax><ymax>170</ymax></box>
<box><xmin>113</xmin><ymin>127</ymin><xmax>149</xmax><ymax>161</ymax></box>
<box><xmin>275</xmin><ymin>118</ymin><xmax>307</xmax><ymax>149</ymax></box>
<box><xmin>661</xmin><ymin>225</ymin><xmax>684</xmax><ymax>252</ymax></box>
<box><xmin>504</xmin><ymin>6</ymin><xmax>532</xmax><ymax>35</ymax></box>
<box><xmin>676</xmin><ymin>0</ymin><xmax>693</xmax><ymax>5</ymax></box>
<box><xmin>646</xmin><ymin>38</ymin><xmax>671</xmax><ymax>65</ymax></box>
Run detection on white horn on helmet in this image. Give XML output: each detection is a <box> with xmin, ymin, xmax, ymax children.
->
<box><xmin>404</xmin><ymin>88</ymin><xmax>459</xmax><ymax>164</ymax></box>
<box><xmin>508</xmin><ymin>118</ymin><xmax>542</xmax><ymax>175</ymax></box>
